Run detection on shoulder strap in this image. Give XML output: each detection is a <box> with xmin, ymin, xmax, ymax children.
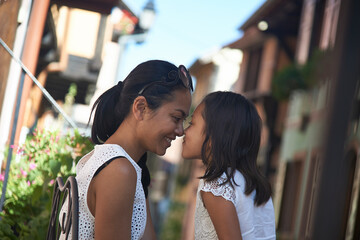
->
<box><xmin>93</xmin><ymin>156</ymin><xmax>126</xmax><ymax>178</ymax></box>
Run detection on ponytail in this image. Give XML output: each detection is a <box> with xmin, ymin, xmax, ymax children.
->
<box><xmin>138</xmin><ymin>153</ymin><xmax>151</xmax><ymax>198</ymax></box>
<box><xmin>90</xmin><ymin>81</ymin><xmax>124</xmax><ymax>144</ymax></box>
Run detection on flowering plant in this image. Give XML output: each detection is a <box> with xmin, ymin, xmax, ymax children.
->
<box><xmin>0</xmin><ymin>128</ymin><xmax>93</xmax><ymax>239</ymax></box>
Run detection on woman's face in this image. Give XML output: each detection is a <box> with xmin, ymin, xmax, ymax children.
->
<box><xmin>140</xmin><ymin>89</ymin><xmax>192</xmax><ymax>156</ymax></box>
<box><xmin>182</xmin><ymin>103</ymin><xmax>206</xmax><ymax>159</ymax></box>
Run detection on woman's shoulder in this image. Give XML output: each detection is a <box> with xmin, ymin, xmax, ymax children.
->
<box><xmin>77</xmin><ymin>144</ymin><xmax>125</xmax><ymax>164</ymax></box>
<box><xmin>93</xmin><ymin>144</ymin><xmax>127</xmax><ymax>157</ymax></box>
<box><xmin>76</xmin><ymin>144</ymin><xmax>140</xmax><ymax>176</ymax></box>
<box><xmin>76</xmin><ymin>148</ymin><xmax>95</xmax><ymax>173</ymax></box>
<box><xmin>95</xmin><ymin>157</ymin><xmax>137</xmax><ymax>183</ymax></box>
<box><xmin>90</xmin><ymin>157</ymin><xmax>138</xmax><ymax>205</ymax></box>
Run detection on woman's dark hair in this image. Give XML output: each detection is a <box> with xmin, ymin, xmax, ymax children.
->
<box><xmin>89</xmin><ymin>60</ymin><xmax>191</xmax><ymax>197</ymax></box>
<box><xmin>200</xmin><ymin>91</ymin><xmax>271</xmax><ymax>206</ymax></box>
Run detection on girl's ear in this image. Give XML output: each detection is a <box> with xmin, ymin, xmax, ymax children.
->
<box><xmin>133</xmin><ymin>96</ymin><xmax>148</xmax><ymax>121</ymax></box>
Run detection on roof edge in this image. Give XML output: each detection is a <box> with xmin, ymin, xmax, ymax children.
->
<box><xmin>239</xmin><ymin>0</ymin><xmax>281</xmax><ymax>30</ymax></box>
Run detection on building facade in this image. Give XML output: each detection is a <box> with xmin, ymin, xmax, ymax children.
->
<box><xmin>229</xmin><ymin>0</ymin><xmax>360</xmax><ymax>239</ymax></box>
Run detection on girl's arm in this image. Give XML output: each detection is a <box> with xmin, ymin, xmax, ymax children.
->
<box><xmin>92</xmin><ymin>158</ymin><xmax>137</xmax><ymax>239</ymax></box>
<box><xmin>201</xmin><ymin>191</ymin><xmax>242</xmax><ymax>240</ymax></box>
<box><xmin>142</xmin><ymin>198</ymin><xmax>157</xmax><ymax>240</ymax></box>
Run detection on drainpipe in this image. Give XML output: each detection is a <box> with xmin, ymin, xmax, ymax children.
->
<box><xmin>13</xmin><ymin>0</ymin><xmax>50</xmax><ymax>146</ymax></box>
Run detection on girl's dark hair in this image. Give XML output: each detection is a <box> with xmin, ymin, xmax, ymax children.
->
<box><xmin>200</xmin><ymin>91</ymin><xmax>271</xmax><ymax>206</ymax></box>
<box><xmin>89</xmin><ymin>60</ymin><xmax>189</xmax><ymax>197</ymax></box>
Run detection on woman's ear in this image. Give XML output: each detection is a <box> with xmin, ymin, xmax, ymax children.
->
<box><xmin>133</xmin><ymin>96</ymin><xmax>148</xmax><ymax>121</ymax></box>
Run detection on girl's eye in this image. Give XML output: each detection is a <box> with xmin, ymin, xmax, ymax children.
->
<box><xmin>184</xmin><ymin>121</ymin><xmax>192</xmax><ymax>129</ymax></box>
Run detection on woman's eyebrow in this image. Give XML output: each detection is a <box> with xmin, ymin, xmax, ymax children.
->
<box><xmin>175</xmin><ymin>109</ymin><xmax>188</xmax><ymax>118</ymax></box>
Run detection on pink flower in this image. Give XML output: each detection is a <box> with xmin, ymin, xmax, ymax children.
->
<box><xmin>17</xmin><ymin>148</ymin><xmax>24</xmax><ymax>155</ymax></box>
<box><xmin>20</xmin><ymin>168</ymin><xmax>28</xmax><ymax>177</ymax></box>
<box><xmin>27</xmin><ymin>181</ymin><xmax>31</xmax><ymax>186</ymax></box>
<box><xmin>49</xmin><ymin>179</ymin><xmax>55</xmax><ymax>185</ymax></box>
<box><xmin>29</xmin><ymin>163</ymin><xmax>37</xmax><ymax>170</ymax></box>
<box><xmin>0</xmin><ymin>173</ymin><xmax>4</xmax><ymax>181</ymax></box>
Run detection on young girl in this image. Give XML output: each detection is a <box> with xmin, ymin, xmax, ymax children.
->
<box><xmin>182</xmin><ymin>91</ymin><xmax>276</xmax><ymax>240</ymax></box>
<box><xmin>61</xmin><ymin>60</ymin><xmax>193</xmax><ymax>239</ymax></box>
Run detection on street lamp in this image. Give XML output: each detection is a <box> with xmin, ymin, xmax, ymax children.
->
<box><xmin>114</xmin><ymin>0</ymin><xmax>156</xmax><ymax>83</ymax></box>
<box><xmin>138</xmin><ymin>0</ymin><xmax>156</xmax><ymax>32</ymax></box>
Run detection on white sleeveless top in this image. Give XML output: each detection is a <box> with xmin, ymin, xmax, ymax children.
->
<box><xmin>61</xmin><ymin>144</ymin><xmax>147</xmax><ymax>240</ymax></box>
<box><xmin>195</xmin><ymin>171</ymin><xmax>276</xmax><ymax>240</ymax></box>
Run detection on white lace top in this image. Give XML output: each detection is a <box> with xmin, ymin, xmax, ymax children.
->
<box><xmin>195</xmin><ymin>171</ymin><xmax>276</xmax><ymax>240</ymax></box>
<box><xmin>61</xmin><ymin>144</ymin><xmax>147</xmax><ymax>240</ymax></box>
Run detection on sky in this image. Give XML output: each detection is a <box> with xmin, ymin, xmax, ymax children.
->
<box><xmin>118</xmin><ymin>0</ymin><xmax>266</xmax><ymax>80</ymax></box>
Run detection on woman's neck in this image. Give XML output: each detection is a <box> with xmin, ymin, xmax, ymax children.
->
<box><xmin>104</xmin><ymin>118</ymin><xmax>145</xmax><ymax>162</ymax></box>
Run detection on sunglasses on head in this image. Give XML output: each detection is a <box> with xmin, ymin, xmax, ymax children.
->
<box><xmin>138</xmin><ymin>65</ymin><xmax>194</xmax><ymax>95</ymax></box>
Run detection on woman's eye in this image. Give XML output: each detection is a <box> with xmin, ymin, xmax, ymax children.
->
<box><xmin>172</xmin><ymin>116</ymin><xmax>181</xmax><ymax>123</ymax></box>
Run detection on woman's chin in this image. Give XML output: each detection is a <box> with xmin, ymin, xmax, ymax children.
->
<box><xmin>156</xmin><ymin>150</ymin><xmax>166</xmax><ymax>156</ymax></box>
<box><xmin>156</xmin><ymin>146</ymin><xmax>168</xmax><ymax>156</ymax></box>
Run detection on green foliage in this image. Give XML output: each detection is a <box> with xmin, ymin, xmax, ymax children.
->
<box><xmin>159</xmin><ymin>201</ymin><xmax>186</xmax><ymax>240</ymax></box>
<box><xmin>272</xmin><ymin>50</ymin><xmax>330</xmax><ymax>101</ymax></box>
<box><xmin>272</xmin><ymin>64</ymin><xmax>306</xmax><ymax>100</ymax></box>
<box><xmin>0</xmin><ymin>129</ymin><xmax>93</xmax><ymax>239</ymax></box>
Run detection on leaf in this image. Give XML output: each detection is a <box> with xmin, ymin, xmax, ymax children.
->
<box><xmin>31</xmin><ymin>185</ymin><xmax>43</xmax><ymax>205</ymax></box>
<box><xmin>49</xmin><ymin>159</ymin><xmax>61</xmax><ymax>177</ymax></box>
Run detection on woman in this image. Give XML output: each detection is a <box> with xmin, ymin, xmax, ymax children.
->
<box><xmin>64</xmin><ymin>60</ymin><xmax>193</xmax><ymax>239</ymax></box>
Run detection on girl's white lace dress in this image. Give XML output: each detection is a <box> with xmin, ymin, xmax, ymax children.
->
<box><xmin>195</xmin><ymin>170</ymin><xmax>276</xmax><ymax>240</ymax></box>
<box><xmin>60</xmin><ymin>144</ymin><xmax>146</xmax><ymax>240</ymax></box>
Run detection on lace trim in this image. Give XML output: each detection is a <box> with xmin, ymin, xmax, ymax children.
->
<box><xmin>195</xmin><ymin>180</ymin><xmax>218</xmax><ymax>240</ymax></box>
<box><xmin>200</xmin><ymin>175</ymin><xmax>236</xmax><ymax>205</ymax></box>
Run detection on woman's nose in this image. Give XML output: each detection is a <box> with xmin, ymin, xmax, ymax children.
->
<box><xmin>175</xmin><ymin>122</ymin><xmax>184</xmax><ymax>136</ymax></box>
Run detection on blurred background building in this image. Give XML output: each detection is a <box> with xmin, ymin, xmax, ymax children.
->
<box><xmin>181</xmin><ymin>0</ymin><xmax>360</xmax><ymax>239</ymax></box>
<box><xmin>0</xmin><ymin>0</ymin><xmax>359</xmax><ymax>239</ymax></box>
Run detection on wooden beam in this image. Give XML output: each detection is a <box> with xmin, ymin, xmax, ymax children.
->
<box><xmin>0</xmin><ymin>0</ymin><xmax>20</xmax><ymax>113</ymax></box>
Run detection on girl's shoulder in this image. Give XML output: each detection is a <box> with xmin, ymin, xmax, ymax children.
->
<box><xmin>199</xmin><ymin>173</ymin><xmax>237</xmax><ymax>205</ymax></box>
<box><xmin>201</xmin><ymin>170</ymin><xmax>245</xmax><ymax>188</ymax></box>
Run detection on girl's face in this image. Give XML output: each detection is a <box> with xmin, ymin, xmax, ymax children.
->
<box><xmin>140</xmin><ymin>89</ymin><xmax>191</xmax><ymax>156</ymax></box>
<box><xmin>182</xmin><ymin>103</ymin><xmax>206</xmax><ymax>159</ymax></box>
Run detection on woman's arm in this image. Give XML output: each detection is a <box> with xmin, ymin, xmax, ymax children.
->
<box><xmin>92</xmin><ymin>158</ymin><xmax>137</xmax><ymax>239</ymax></box>
<box><xmin>142</xmin><ymin>198</ymin><xmax>157</xmax><ymax>240</ymax></box>
<box><xmin>201</xmin><ymin>191</ymin><xmax>242</xmax><ymax>240</ymax></box>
